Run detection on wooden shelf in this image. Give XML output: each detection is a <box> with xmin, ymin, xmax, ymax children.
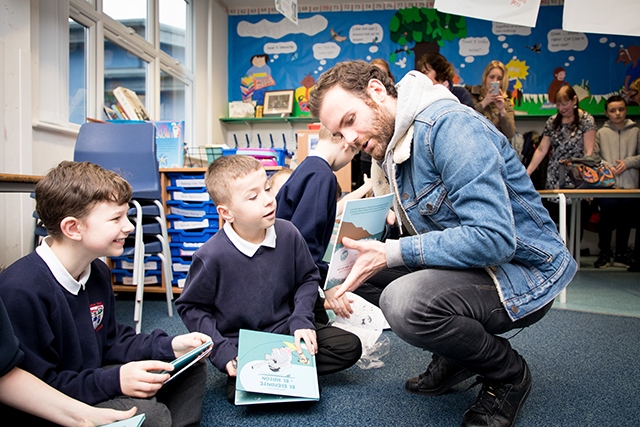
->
<box><xmin>220</xmin><ymin>116</ymin><xmax>318</xmax><ymax>124</ymax></box>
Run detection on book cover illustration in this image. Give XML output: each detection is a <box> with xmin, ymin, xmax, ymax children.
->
<box><xmin>324</xmin><ymin>193</ymin><xmax>394</xmax><ymax>290</ymax></box>
<box><xmin>235</xmin><ymin>329</ymin><xmax>319</xmax><ymax>405</ymax></box>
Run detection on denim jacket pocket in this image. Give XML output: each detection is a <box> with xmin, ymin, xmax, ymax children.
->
<box><xmin>413</xmin><ymin>185</ymin><xmax>459</xmax><ymax>230</ymax></box>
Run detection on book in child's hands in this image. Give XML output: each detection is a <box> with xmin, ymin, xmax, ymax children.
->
<box><xmin>323</xmin><ymin>193</ymin><xmax>394</xmax><ymax>290</ymax></box>
<box><xmin>235</xmin><ymin>329</ymin><xmax>319</xmax><ymax>405</ymax></box>
<box><xmin>161</xmin><ymin>340</ymin><xmax>213</xmax><ymax>384</ymax></box>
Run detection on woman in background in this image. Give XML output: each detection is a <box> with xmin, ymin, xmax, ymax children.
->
<box><xmin>416</xmin><ymin>52</ymin><xmax>474</xmax><ymax>108</ymax></box>
<box><xmin>468</xmin><ymin>60</ymin><xmax>517</xmax><ymax>139</ymax></box>
<box><xmin>526</xmin><ymin>85</ymin><xmax>597</xmax><ymax>230</ymax></box>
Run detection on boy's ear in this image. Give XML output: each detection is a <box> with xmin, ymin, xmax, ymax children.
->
<box><xmin>59</xmin><ymin>216</ymin><xmax>82</xmax><ymax>241</ymax></box>
<box><xmin>217</xmin><ymin>204</ymin><xmax>234</xmax><ymax>224</ymax></box>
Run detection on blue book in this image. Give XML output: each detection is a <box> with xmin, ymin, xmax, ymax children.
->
<box><xmin>323</xmin><ymin>193</ymin><xmax>394</xmax><ymax>290</ymax></box>
<box><xmin>235</xmin><ymin>329</ymin><xmax>319</xmax><ymax>405</ymax></box>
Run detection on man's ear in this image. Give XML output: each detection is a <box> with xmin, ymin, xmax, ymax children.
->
<box><xmin>217</xmin><ymin>204</ymin><xmax>234</xmax><ymax>224</ymax></box>
<box><xmin>60</xmin><ymin>217</ymin><xmax>82</xmax><ymax>241</ymax></box>
<box><xmin>367</xmin><ymin>78</ymin><xmax>387</xmax><ymax>104</ymax></box>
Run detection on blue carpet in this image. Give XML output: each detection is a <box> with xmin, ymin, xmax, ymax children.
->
<box><xmin>116</xmin><ymin>294</ymin><xmax>640</xmax><ymax>427</ymax></box>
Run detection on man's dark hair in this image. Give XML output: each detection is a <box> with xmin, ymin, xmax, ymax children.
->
<box><xmin>309</xmin><ymin>60</ymin><xmax>397</xmax><ymax>118</ymax></box>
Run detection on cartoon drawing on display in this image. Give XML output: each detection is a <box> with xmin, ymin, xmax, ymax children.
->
<box><xmin>547</xmin><ymin>66</ymin><xmax>570</xmax><ymax>104</ymax></box>
<box><xmin>389</xmin><ymin>8</ymin><xmax>467</xmax><ymax>69</ymax></box>
<box><xmin>617</xmin><ymin>45</ymin><xmax>640</xmax><ymax>96</ymax></box>
<box><xmin>526</xmin><ymin>43</ymin><xmax>542</xmax><ymax>53</ymax></box>
<box><xmin>330</xmin><ymin>28</ymin><xmax>347</xmax><ymax>42</ymax></box>
<box><xmin>506</xmin><ymin>59</ymin><xmax>529</xmax><ymax>108</ymax></box>
<box><xmin>294</xmin><ymin>74</ymin><xmax>315</xmax><ymax>117</ymax></box>
<box><xmin>241</xmin><ymin>53</ymin><xmax>276</xmax><ymax>105</ymax></box>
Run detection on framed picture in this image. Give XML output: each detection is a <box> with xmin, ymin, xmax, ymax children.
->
<box><xmin>263</xmin><ymin>90</ymin><xmax>295</xmax><ymax>117</ymax></box>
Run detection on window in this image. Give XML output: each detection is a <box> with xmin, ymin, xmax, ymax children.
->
<box><xmin>43</xmin><ymin>1</ymin><xmax>194</xmax><ymax>141</ymax></box>
<box><xmin>160</xmin><ymin>70</ymin><xmax>186</xmax><ymax>121</ymax></box>
<box><xmin>159</xmin><ymin>0</ymin><xmax>187</xmax><ymax>64</ymax></box>
<box><xmin>69</xmin><ymin>18</ymin><xmax>87</xmax><ymax>125</ymax></box>
<box><xmin>103</xmin><ymin>0</ymin><xmax>147</xmax><ymax>39</ymax></box>
<box><xmin>104</xmin><ymin>38</ymin><xmax>148</xmax><ymax>119</ymax></box>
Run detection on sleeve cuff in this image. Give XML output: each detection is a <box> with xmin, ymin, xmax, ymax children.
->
<box><xmin>385</xmin><ymin>239</ymin><xmax>405</xmax><ymax>268</ymax></box>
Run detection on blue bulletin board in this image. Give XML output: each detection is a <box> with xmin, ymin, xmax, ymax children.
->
<box><xmin>228</xmin><ymin>4</ymin><xmax>640</xmax><ymax>117</ymax></box>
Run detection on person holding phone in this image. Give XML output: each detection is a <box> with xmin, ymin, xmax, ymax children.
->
<box><xmin>467</xmin><ymin>60</ymin><xmax>517</xmax><ymax>139</ymax></box>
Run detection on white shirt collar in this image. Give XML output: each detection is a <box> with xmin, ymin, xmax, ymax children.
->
<box><xmin>35</xmin><ymin>236</ymin><xmax>91</xmax><ymax>295</ymax></box>
<box><xmin>308</xmin><ymin>149</ymin><xmax>328</xmax><ymax>163</ymax></box>
<box><xmin>223</xmin><ymin>222</ymin><xmax>277</xmax><ymax>257</ymax></box>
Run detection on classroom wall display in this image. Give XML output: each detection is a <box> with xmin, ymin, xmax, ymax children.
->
<box><xmin>228</xmin><ymin>3</ymin><xmax>640</xmax><ymax>117</ymax></box>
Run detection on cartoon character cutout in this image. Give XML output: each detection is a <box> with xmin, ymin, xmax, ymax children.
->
<box><xmin>241</xmin><ymin>53</ymin><xmax>276</xmax><ymax>105</ymax></box>
<box><xmin>252</xmin><ymin>344</ymin><xmax>310</xmax><ymax>372</ymax></box>
<box><xmin>548</xmin><ymin>67</ymin><xmax>570</xmax><ymax>104</ymax></box>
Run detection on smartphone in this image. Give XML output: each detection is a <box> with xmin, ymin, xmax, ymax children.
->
<box><xmin>490</xmin><ymin>81</ymin><xmax>500</xmax><ymax>94</ymax></box>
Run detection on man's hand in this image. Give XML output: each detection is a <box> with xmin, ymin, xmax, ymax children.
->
<box><xmin>333</xmin><ymin>237</ymin><xmax>387</xmax><ymax>299</ymax></box>
<box><xmin>324</xmin><ymin>287</ymin><xmax>354</xmax><ymax>318</ymax></box>
<box><xmin>119</xmin><ymin>360</ymin><xmax>173</xmax><ymax>398</ymax></box>
<box><xmin>613</xmin><ymin>159</ymin><xmax>627</xmax><ymax>175</ymax></box>
<box><xmin>226</xmin><ymin>358</ymin><xmax>238</xmax><ymax>377</ymax></box>
<box><xmin>294</xmin><ymin>329</ymin><xmax>318</xmax><ymax>356</ymax></box>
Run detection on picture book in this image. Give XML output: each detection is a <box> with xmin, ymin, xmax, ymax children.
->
<box><xmin>235</xmin><ymin>329</ymin><xmax>319</xmax><ymax>405</ymax></box>
<box><xmin>323</xmin><ymin>193</ymin><xmax>394</xmax><ymax>290</ymax></box>
<box><xmin>100</xmin><ymin>413</ymin><xmax>145</xmax><ymax>427</ymax></box>
<box><xmin>161</xmin><ymin>340</ymin><xmax>213</xmax><ymax>385</ymax></box>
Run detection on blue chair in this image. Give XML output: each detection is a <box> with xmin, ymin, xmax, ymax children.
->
<box><xmin>74</xmin><ymin>122</ymin><xmax>173</xmax><ymax>333</ymax></box>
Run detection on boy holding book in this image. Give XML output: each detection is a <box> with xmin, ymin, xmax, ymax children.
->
<box><xmin>175</xmin><ymin>155</ymin><xmax>362</xmax><ymax>403</ymax></box>
<box><xmin>276</xmin><ymin>125</ymin><xmax>363</xmax><ymax>321</ymax></box>
<box><xmin>0</xmin><ymin>161</ymin><xmax>211</xmax><ymax>426</ymax></box>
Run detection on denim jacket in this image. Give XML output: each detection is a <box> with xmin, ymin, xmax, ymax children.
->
<box><xmin>381</xmin><ymin>72</ymin><xmax>577</xmax><ymax>321</ymax></box>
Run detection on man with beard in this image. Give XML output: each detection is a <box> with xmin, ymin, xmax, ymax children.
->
<box><xmin>308</xmin><ymin>60</ymin><xmax>577</xmax><ymax>427</ymax></box>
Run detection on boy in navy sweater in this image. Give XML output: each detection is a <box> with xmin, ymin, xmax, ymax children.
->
<box><xmin>175</xmin><ymin>155</ymin><xmax>362</xmax><ymax>403</ymax></box>
<box><xmin>276</xmin><ymin>125</ymin><xmax>361</xmax><ymax>321</ymax></box>
<box><xmin>0</xmin><ymin>161</ymin><xmax>211</xmax><ymax>427</ymax></box>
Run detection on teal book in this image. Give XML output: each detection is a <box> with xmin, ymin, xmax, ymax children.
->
<box><xmin>323</xmin><ymin>193</ymin><xmax>394</xmax><ymax>290</ymax></box>
<box><xmin>235</xmin><ymin>329</ymin><xmax>319</xmax><ymax>405</ymax></box>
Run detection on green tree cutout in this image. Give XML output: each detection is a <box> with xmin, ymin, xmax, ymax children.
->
<box><xmin>389</xmin><ymin>7</ymin><xmax>467</xmax><ymax>66</ymax></box>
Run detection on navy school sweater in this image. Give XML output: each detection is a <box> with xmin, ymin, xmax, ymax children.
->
<box><xmin>175</xmin><ymin>219</ymin><xmax>320</xmax><ymax>371</ymax></box>
<box><xmin>0</xmin><ymin>254</ymin><xmax>175</xmax><ymax>405</ymax></box>
<box><xmin>275</xmin><ymin>156</ymin><xmax>337</xmax><ymax>280</ymax></box>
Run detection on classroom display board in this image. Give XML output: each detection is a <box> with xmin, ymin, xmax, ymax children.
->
<box><xmin>228</xmin><ymin>4</ymin><xmax>640</xmax><ymax>117</ymax></box>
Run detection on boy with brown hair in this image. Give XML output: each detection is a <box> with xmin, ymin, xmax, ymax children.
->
<box><xmin>276</xmin><ymin>125</ymin><xmax>362</xmax><ymax>321</ymax></box>
<box><xmin>176</xmin><ymin>155</ymin><xmax>361</xmax><ymax>404</ymax></box>
<box><xmin>0</xmin><ymin>161</ymin><xmax>211</xmax><ymax>426</ymax></box>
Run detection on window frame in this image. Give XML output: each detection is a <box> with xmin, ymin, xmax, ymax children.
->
<box><xmin>36</xmin><ymin>0</ymin><xmax>194</xmax><ymax>146</ymax></box>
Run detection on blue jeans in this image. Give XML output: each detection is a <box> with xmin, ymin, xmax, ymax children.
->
<box><xmin>379</xmin><ymin>268</ymin><xmax>552</xmax><ymax>382</ymax></box>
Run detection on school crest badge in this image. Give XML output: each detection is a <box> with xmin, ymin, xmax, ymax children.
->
<box><xmin>90</xmin><ymin>303</ymin><xmax>104</xmax><ymax>331</ymax></box>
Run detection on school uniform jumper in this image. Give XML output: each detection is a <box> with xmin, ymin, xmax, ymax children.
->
<box><xmin>176</xmin><ymin>219</ymin><xmax>361</xmax><ymax>375</ymax></box>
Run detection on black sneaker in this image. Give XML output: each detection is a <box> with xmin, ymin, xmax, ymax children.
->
<box><xmin>612</xmin><ymin>254</ymin><xmax>633</xmax><ymax>268</ymax></box>
<box><xmin>405</xmin><ymin>354</ymin><xmax>474</xmax><ymax>396</ymax></box>
<box><xmin>461</xmin><ymin>358</ymin><xmax>532</xmax><ymax>427</ymax></box>
<box><xmin>593</xmin><ymin>253</ymin><xmax>611</xmax><ymax>269</ymax></box>
<box><xmin>226</xmin><ymin>375</ymin><xmax>236</xmax><ymax>404</ymax></box>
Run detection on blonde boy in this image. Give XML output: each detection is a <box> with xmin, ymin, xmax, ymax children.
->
<box><xmin>0</xmin><ymin>161</ymin><xmax>210</xmax><ymax>426</ymax></box>
<box><xmin>176</xmin><ymin>155</ymin><xmax>361</xmax><ymax>403</ymax></box>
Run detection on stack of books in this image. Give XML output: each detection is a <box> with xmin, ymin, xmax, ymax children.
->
<box><xmin>104</xmin><ymin>86</ymin><xmax>151</xmax><ymax>121</ymax></box>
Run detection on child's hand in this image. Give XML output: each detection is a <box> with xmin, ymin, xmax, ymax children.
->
<box><xmin>226</xmin><ymin>358</ymin><xmax>238</xmax><ymax>377</ymax></box>
<box><xmin>323</xmin><ymin>287</ymin><xmax>354</xmax><ymax>318</ymax></box>
<box><xmin>171</xmin><ymin>332</ymin><xmax>212</xmax><ymax>358</ymax></box>
<box><xmin>119</xmin><ymin>360</ymin><xmax>173</xmax><ymax>398</ymax></box>
<box><xmin>294</xmin><ymin>329</ymin><xmax>317</xmax><ymax>356</ymax></box>
<box><xmin>613</xmin><ymin>159</ymin><xmax>627</xmax><ymax>175</ymax></box>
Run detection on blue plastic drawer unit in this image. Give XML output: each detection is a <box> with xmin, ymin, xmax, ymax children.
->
<box><xmin>112</xmin><ymin>269</ymin><xmax>162</xmax><ymax>286</ymax></box>
<box><xmin>167</xmin><ymin>213</ymin><xmax>219</xmax><ymax>231</ymax></box>
<box><xmin>168</xmin><ymin>228</ymin><xmax>218</xmax><ymax>243</ymax></box>
<box><xmin>166</xmin><ymin>200</ymin><xmax>217</xmax><ymax>218</ymax></box>
<box><xmin>170</xmin><ymin>242</ymin><xmax>205</xmax><ymax>258</ymax></box>
<box><xmin>166</xmin><ymin>186</ymin><xmax>210</xmax><ymax>202</ymax></box>
<box><xmin>168</xmin><ymin>172</ymin><xmax>206</xmax><ymax>188</ymax></box>
<box><xmin>110</xmin><ymin>255</ymin><xmax>161</xmax><ymax>271</ymax></box>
